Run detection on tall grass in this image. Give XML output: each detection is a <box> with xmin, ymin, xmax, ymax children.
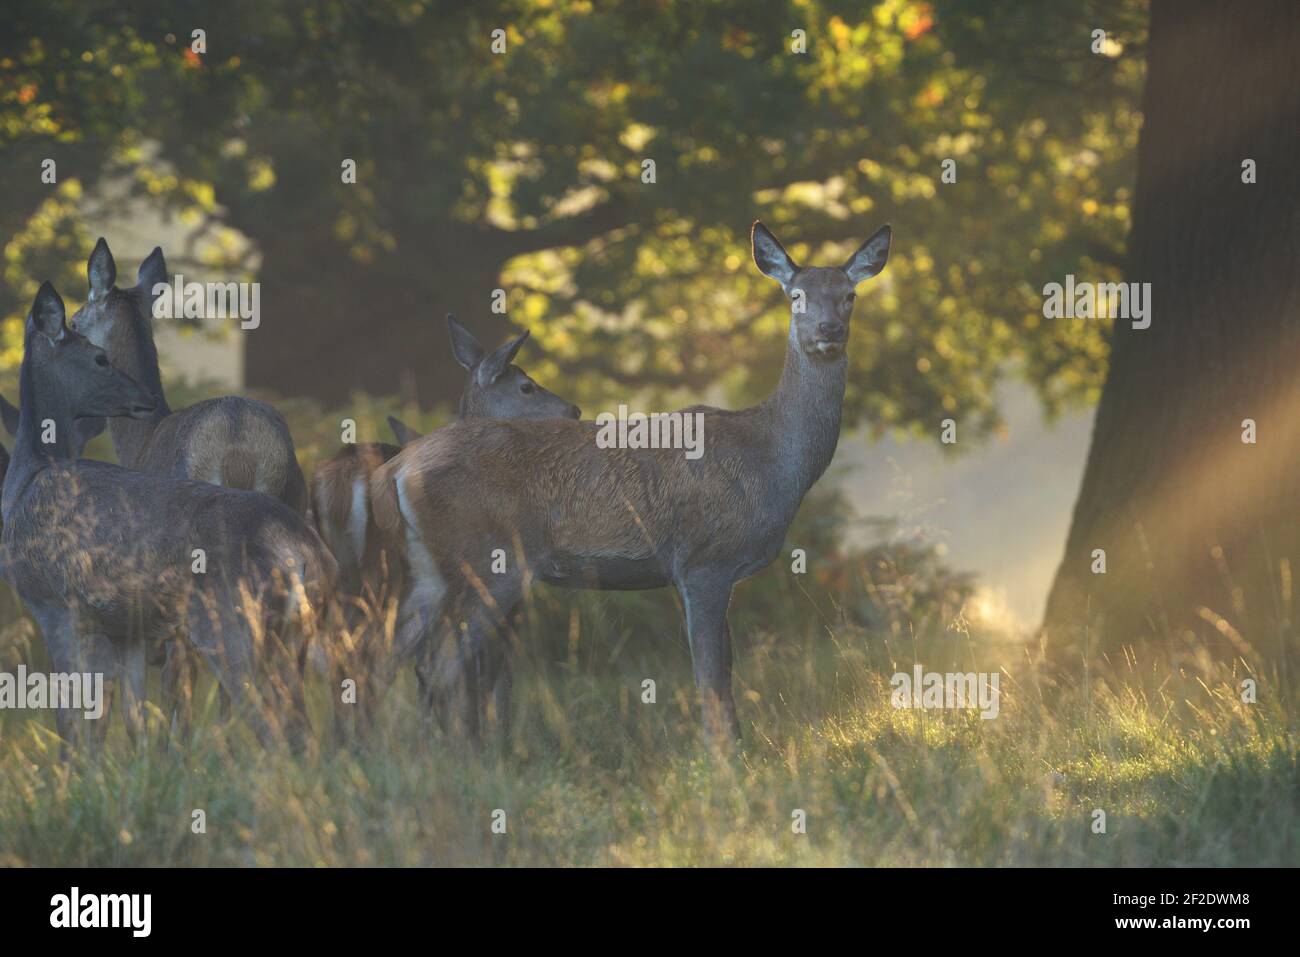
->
<box><xmin>0</xmin><ymin>383</ymin><xmax>1293</xmax><ymax>866</ymax></box>
<box><xmin>0</xmin><ymin>574</ymin><xmax>1294</xmax><ymax>866</ymax></box>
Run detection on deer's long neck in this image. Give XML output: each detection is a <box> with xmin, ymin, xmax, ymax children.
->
<box><xmin>759</xmin><ymin>330</ymin><xmax>847</xmax><ymax>497</ymax></box>
<box><xmin>105</xmin><ymin>311</ymin><xmax>172</xmax><ymax>468</ymax></box>
<box><xmin>2</xmin><ymin>342</ymin><xmax>79</xmax><ymax>520</ymax></box>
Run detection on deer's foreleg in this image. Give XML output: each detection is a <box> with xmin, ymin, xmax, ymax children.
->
<box><xmin>677</xmin><ymin>571</ymin><xmax>741</xmax><ymax>746</ymax></box>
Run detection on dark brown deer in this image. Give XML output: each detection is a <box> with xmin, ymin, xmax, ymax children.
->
<box><xmin>1</xmin><ymin>282</ymin><xmax>336</xmax><ymax>748</ymax></box>
<box><xmin>68</xmin><ymin>239</ymin><xmax>310</xmax><ymax>516</ymax></box>
<box><xmin>371</xmin><ymin>221</ymin><xmax>891</xmax><ymax>743</ymax></box>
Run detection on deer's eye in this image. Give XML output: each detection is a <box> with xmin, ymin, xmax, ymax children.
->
<box><xmin>520</xmin><ymin>382</ymin><xmax>535</xmax><ymax>395</ymax></box>
<box><xmin>845</xmin><ymin>293</ymin><xmax>857</xmax><ymax>306</ymax></box>
<box><xmin>94</xmin><ymin>354</ymin><xmax>109</xmax><ymax>368</ymax></box>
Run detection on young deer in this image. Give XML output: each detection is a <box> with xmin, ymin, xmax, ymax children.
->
<box><xmin>311</xmin><ymin>314</ymin><xmax>579</xmax><ymax>607</ymax></box>
<box><xmin>68</xmin><ymin>239</ymin><xmax>311</xmax><ymax>516</ymax></box>
<box><xmin>1</xmin><ymin>282</ymin><xmax>336</xmax><ymax>748</ymax></box>
<box><xmin>372</xmin><ymin>221</ymin><xmax>890</xmax><ymax>743</ymax></box>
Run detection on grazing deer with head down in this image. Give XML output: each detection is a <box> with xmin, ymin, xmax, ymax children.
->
<box><xmin>371</xmin><ymin>221</ymin><xmax>891</xmax><ymax>743</ymax></box>
<box><xmin>311</xmin><ymin>314</ymin><xmax>580</xmax><ymax>608</ymax></box>
<box><xmin>1</xmin><ymin>283</ymin><xmax>336</xmax><ymax>748</ymax></box>
<box><xmin>68</xmin><ymin>238</ymin><xmax>310</xmax><ymax>516</ymax></box>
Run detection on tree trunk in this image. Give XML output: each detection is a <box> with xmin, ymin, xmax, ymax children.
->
<box><xmin>245</xmin><ymin>236</ymin><xmax>508</xmax><ymax>411</ymax></box>
<box><xmin>1042</xmin><ymin>0</ymin><xmax>1300</xmax><ymax>666</ymax></box>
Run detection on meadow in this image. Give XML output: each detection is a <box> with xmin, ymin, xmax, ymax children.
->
<box><xmin>1</xmin><ymin>531</ymin><xmax>1293</xmax><ymax>867</ymax></box>
<box><xmin>2</xmin><ymin>0</ymin><xmax>1294</xmax><ymax>878</ymax></box>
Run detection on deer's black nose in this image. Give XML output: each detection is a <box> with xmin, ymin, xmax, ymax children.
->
<box><xmin>816</xmin><ymin>321</ymin><xmax>846</xmax><ymax>341</ymax></box>
<box><xmin>569</xmin><ymin>404</ymin><xmax>582</xmax><ymax>420</ymax></box>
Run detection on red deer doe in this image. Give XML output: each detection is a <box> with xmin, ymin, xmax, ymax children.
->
<box><xmin>312</xmin><ymin>314</ymin><xmax>579</xmax><ymax>609</ymax></box>
<box><xmin>1</xmin><ymin>283</ymin><xmax>336</xmax><ymax>748</ymax></box>
<box><xmin>68</xmin><ymin>239</ymin><xmax>321</xmax><ymax>724</ymax></box>
<box><xmin>313</xmin><ymin>316</ymin><xmax>578</xmax><ymax>731</ymax></box>
<box><xmin>68</xmin><ymin>239</ymin><xmax>311</xmax><ymax>516</ymax></box>
<box><xmin>371</xmin><ymin>221</ymin><xmax>891</xmax><ymax>743</ymax></box>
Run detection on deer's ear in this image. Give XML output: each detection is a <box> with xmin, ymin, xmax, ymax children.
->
<box><xmin>843</xmin><ymin>224</ymin><xmax>891</xmax><ymax>284</ymax></box>
<box><xmin>0</xmin><ymin>394</ymin><xmax>19</xmax><ymax>437</ymax></box>
<box><xmin>447</xmin><ymin>314</ymin><xmax>486</xmax><ymax>372</ymax></box>
<box><xmin>137</xmin><ymin>246</ymin><xmax>167</xmax><ymax>294</ymax></box>
<box><xmin>87</xmin><ymin>238</ymin><xmax>117</xmax><ymax>300</ymax></box>
<box><xmin>477</xmin><ymin>331</ymin><xmax>528</xmax><ymax>386</ymax></box>
<box><xmin>387</xmin><ymin>415</ymin><xmax>422</xmax><ymax>446</ymax></box>
<box><xmin>751</xmin><ymin>221</ymin><xmax>799</xmax><ymax>290</ymax></box>
<box><xmin>31</xmin><ymin>281</ymin><xmax>68</xmax><ymax>343</ymax></box>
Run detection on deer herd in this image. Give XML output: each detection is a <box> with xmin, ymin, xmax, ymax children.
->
<box><xmin>0</xmin><ymin>220</ymin><xmax>891</xmax><ymax>750</ymax></box>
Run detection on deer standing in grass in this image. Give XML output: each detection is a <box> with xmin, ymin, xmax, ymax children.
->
<box><xmin>68</xmin><ymin>239</ymin><xmax>318</xmax><ymax>724</ymax></box>
<box><xmin>313</xmin><ymin>316</ymin><xmax>578</xmax><ymax>730</ymax></box>
<box><xmin>372</xmin><ymin>221</ymin><xmax>891</xmax><ymax>743</ymax></box>
<box><xmin>1</xmin><ymin>283</ymin><xmax>336</xmax><ymax>749</ymax></box>
<box><xmin>312</xmin><ymin>314</ymin><xmax>579</xmax><ymax>608</ymax></box>
<box><xmin>69</xmin><ymin>239</ymin><xmax>310</xmax><ymax>516</ymax></box>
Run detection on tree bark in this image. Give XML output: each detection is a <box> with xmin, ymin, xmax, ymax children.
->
<box><xmin>1042</xmin><ymin>0</ymin><xmax>1300</xmax><ymax>666</ymax></box>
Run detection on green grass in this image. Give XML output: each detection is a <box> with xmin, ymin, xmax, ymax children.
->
<box><xmin>1</xmin><ymin>597</ymin><xmax>1294</xmax><ymax>867</ymax></box>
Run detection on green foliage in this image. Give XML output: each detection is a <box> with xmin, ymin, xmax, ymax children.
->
<box><xmin>2</xmin><ymin>0</ymin><xmax>1147</xmax><ymax>435</ymax></box>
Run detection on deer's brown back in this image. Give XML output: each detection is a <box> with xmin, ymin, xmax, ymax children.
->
<box><xmin>385</xmin><ymin>413</ymin><xmax>783</xmax><ymax>577</ymax></box>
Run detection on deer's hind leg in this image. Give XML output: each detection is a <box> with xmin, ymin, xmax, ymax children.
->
<box><xmin>160</xmin><ymin>634</ymin><xmax>196</xmax><ymax>740</ymax></box>
<box><xmin>76</xmin><ymin>632</ymin><xmax>123</xmax><ymax>749</ymax></box>
<box><xmin>30</xmin><ymin>606</ymin><xmax>113</xmax><ymax>753</ymax></box>
<box><xmin>411</xmin><ymin>568</ymin><xmax>469</xmax><ymax>735</ymax></box>
<box><xmin>116</xmin><ymin>637</ymin><xmax>148</xmax><ymax>745</ymax></box>
<box><xmin>184</xmin><ymin>593</ymin><xmax>275</xmax><ymax>747</ymax></box>
<box><xmin>420</xmin><ymin>564</ymin><xmax>524</xmax><ymax>741</ymax></box>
